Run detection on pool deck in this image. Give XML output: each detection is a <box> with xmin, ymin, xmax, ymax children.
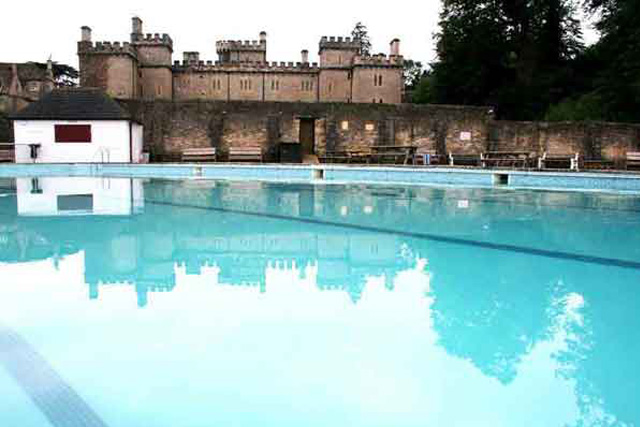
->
<box><xmin>2</xmin><ymin>163</ymin><xmax>640</xmax><ymax>193</ymax></box>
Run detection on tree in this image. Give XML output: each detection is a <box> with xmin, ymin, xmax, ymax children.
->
<box><xmin>577</xmin><ymin>0</ymin><xmax>640</xmax><ymax>122</ymax></box>
<box><xmin>30</xmin><ymin>62</ymin><xmax>79</xmax><ymax>87</ymax></box>
<box><xmin>411</xmin><ymin>71</ymin><xmax>436</xmax><ymax>104</ymax></box>
<box><xmin>351</xmin><ymin>22</ymin><xmax>372</xmax><ymax>57</ymax></box>
<box><xmin>429</xmin><ymin>0</ymin><xmax>584</xmax><ymax>120</ymax></box>
<box><xmin>403</xmin><ymin>60</ymin><xmax>424</xmax><ymax>91</ymax></box>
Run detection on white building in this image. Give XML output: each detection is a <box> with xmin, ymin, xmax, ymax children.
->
<box><xmin>11</xmin><ymin>88</ymin><xmax>143</xmax><ymax>163</ymax></box>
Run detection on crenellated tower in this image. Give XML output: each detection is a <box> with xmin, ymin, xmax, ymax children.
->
<box><xmin>130</xmin><ymin>17</ymin><xmax>173</xmax><ymax>100</ymax></box>
<box><xmin>78</xmin><ymin>26</ymin><xmax>139</xmax><ymax>99</ymax></box>
<box><xmin>351</xmin><ymin>39</ymin><xmax>404</xmax><ymax>104</ymax></box>
<box><xmin>216</xmin><ymin>32</ymin><xmax>267</xmax><ymax>64</ymax></box>
<box><xmin>78</xmin><ymin>17</ymin><xmax>173</xmax><ymax>100</ymax></box>
<box><xmin>317</xmin><ymin>36</ymin><xmax>362</xmax><ymax>102</ymax></box>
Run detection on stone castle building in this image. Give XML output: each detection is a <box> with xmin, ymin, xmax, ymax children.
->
<box><xmin>78</xmin><ymin>17</ymin><xmax>404</xmax><ymax>104</ymax></box>
<box><xmin>0</xmin><ymin>61</ymin><xmax>55</xmax><ymax>113</ymax></box>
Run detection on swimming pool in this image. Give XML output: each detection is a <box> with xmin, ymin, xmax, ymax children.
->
<box><xmin>1</xmin><ymin>176</ymin><xmax>639</xmax><ymax>426</ymax></box>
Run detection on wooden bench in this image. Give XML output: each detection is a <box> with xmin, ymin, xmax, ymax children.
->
<box><xmin>0</xmin><ymin>150</ymin><xmax>14</xmax><ymax>163</ymax></box>
<box><xmin>481</xmin><ymin>151</ymin><xmax>533</xmax><ymax>169</ymax></box>
<box><xmin>626</xmin><ymin>152</ymin><xmax>640</xmax><ymax>170</ymax></box>
<box><xmin>449</xmin><ymin>152</ymin><xmax>482</xmax><ymax>167</ymax></box>
<box><xmin>319</xmin><ymin>151</ymin><xmax>350</xmax><ymax>164</ymax></box>
<box><xmin>228</xmin><ymin>146</ymin><xmax>263</xmax><ymax>162</ymax></box>
<box><xmin>583</xmin><ymin>158</ymin><xmax>615</xmax><ymax>170</ymax></box>
<box><xmin>538</xmin><ymin>152</ymin><xmax>580</xmax><ymax>171</ymax></box>
<box><xmin>181</xmin><ymin>147</ymin><xmax>217</xmax><ymax>162</ymax></box>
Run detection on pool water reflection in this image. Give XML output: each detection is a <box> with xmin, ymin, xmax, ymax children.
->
<box><xmin>0</xmin><ymin>177</ymin><xmax>639</xmax><ymax>426</ymax></box>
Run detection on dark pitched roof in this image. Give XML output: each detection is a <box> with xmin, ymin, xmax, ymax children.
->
<box><xmin>10</xmin><ymin>88</ymin><xmax>131</xmax><ymax>120</ymax></box>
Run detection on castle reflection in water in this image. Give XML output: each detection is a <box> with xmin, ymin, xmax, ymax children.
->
<box><xmin>1</xmin><ymin>177</ymin><xmax>421</xmax><ymax>306</ymax></box>
<box><xmin>1</xmin><ymin>176</ymin><xmax>640</xmax><ymax>424</ymax></box>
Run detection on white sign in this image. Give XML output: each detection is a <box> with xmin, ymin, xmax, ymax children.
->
<box><xmin>460</xmin><ymin>131</ymin><xmax>472</xmax><ymax>141</ymax></box>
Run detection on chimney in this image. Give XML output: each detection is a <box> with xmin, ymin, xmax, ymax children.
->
<box><xmin>301</xmin><ymin>49</ymin><xmax>309</xmax><ymax>64</ymax></box>
<box><xmin>259</xmin><ymin>31</ymin><xmax>267</xmax><ymax>44</ymax></box>
<box><xmin>131</xmin><ymin>17</ymin><xmax>143</xmax><ymax>42</ymax></box>
<box><xmin>390</xmin><ymin>38</ymin><xmax>400</xmax><ymax>56</ymax></box>
<box><xmin>81</xmin><ymin>26</ymin><xmax>92</xmax><ymax>42</ymax></box>
<box><xmin>45</xmin><ymin>59</ymin><xmax>55</xmax><ymax>92</ymax></box>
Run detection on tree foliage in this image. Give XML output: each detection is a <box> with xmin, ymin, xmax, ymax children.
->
<box><xmin>30</xmin><ymin>62</ymin><xmax>79</xmax><ymax>88</ymax></box>
<box><xmin>351</xmin><ymin>22</ymin><xmax>372</xmax><ymax>57</ymax></box>
<box><xmin>420</xmin><ymin>0</ymin><xmax>594</xmax><ymax>121</ymax></box>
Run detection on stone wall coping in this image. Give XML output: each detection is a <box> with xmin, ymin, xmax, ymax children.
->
<box><xmin>2</xmin><ymin>163</ymin><xmax>640</xmax><ymax>193</ymax></box>
<box><xmin>173</xmin><ymin>61</ymin><xmax>321</xmax><ymax>71</ymax></box>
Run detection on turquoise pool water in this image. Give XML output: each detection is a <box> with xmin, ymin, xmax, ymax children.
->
<box><xmin>0</xmin><ymin>176</ymin><xmax>639</xmax><ymax>427</ymax></box>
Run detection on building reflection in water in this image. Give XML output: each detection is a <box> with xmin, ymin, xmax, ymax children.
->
<box><xmin>1</xmin><ymin>177</ymin><xmax>639</xmax><ymax>425</ymax></box>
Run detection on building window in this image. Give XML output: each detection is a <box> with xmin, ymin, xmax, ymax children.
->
<box><xmin>54</xmin><ymin>124</ymin><xmax>92</xmax><ymax>143</ymax></box>
<box><xmin>157</xmin><ymin>86</ymin><xmax>162</xmax><ymax>96</ymax></box>
<box><xmin>365</xmin><ymin>123</ymin><xmax>375</xmax><ymax>131</ymax></box>
<box><xmin>271</xmin><ymin>80</ymin><xmax>280</xmax><ymax>91</ymax></box>
<box><xmin>373</xmin><ymin>74</ymin><xmax>383</xmax><ymax>87</ymax></box>
<box><xmin>341</xmin><ymin>120</ymin><xmax>349</xmax><ymax>131</ymax></box>
<box><xmin>328</xmin><ymin>82</ymin><xmax>333</xmax><ymax>93</ymax></box>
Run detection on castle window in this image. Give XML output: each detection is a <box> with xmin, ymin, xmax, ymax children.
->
<box><xmin>157</xmin><ymin>86</ymin><xmax>162</xmax><ymax>96</ymax></box>
<box><xmin>365</xmin><ymin>123</ymin><xmax>375</xmax><ymax>131</ymax></box>
<box><xmin>379</xmin><ymin>75</ymin><xmax>383</xmax><ymax>86</ymax></box>
<box><xmin>328</xmin><ymin>82</ymin><xmax>333</xmax><ymax>93</ymax></box>
<box><xmin>341</xmin><ymin>121</ymin><xmax>349</xmax><ymax>131</ymax></box>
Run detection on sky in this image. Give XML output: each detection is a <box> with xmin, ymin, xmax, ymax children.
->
<box><xmin>2</xmin><ymin>0</ymin><xmax>598</xmax><ymax>70</ymax></box>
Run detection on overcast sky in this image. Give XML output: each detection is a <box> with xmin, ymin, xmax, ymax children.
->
<box><xmin>3</xmin><ymin>0</ymin><xmax>598</xmax><ymax>69</ymax></box>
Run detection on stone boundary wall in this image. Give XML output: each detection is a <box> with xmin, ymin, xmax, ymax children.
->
<box><xmin>490</xmin><ymin>121</ymin><xmax>640</xmax><ymax>166</ymax></box>
<box><xmin>122</xmin><ymin>100</ymin><xmax>492</xmax><ymax>161</ymax></box>
<box><xmin>119</xmin><ymin>101</ymin><xmax>640</xmax><ymax>163</ymax></box>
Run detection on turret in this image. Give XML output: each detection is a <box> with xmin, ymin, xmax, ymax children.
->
<box><xmin>318</xmin><ymin>36</ymin><xmax>361</xmax><ymax>67</ymax></box>
<box><xmin>216</xmin><ymin>32</ymin><xmax>267</xmax><ymax>64</ymax></box>
<box><xmin>301</xmin><ymin>49</ymin><xmax>309</xmax><ymax>64</ymax></box>
<box><xmin>183</xmin><ymin>52</ymin><xmax>200</xmax><ymax>65</ymax></box>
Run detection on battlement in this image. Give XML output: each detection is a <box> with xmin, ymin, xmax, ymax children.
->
<box><xmin>78</xmin><ymin>40</ymin><xmax>138</xmax><ymax>58</ymax></box>
<box><xmin>173</xmin><ymin>60</ymin><xmax>320</xmax><ymax>72</ymax></box>
<box><xmin>132</xmin><ymin>33</ymin><xmax>174</xmax><ymax>49</ymax></box>
<box><xmin>353</xmin><ymin>54</ymin><xmax>404</xmax><ymax>67</ymax></box>
<box><xmin>319</xmin><ymin>36</ymin><xmax>361</xmax><ymax>51</ymax></box>
<box><xmin>216</xmin><ymin>40</ymin><xmax>267</xmax><ymax>52</ymax></box>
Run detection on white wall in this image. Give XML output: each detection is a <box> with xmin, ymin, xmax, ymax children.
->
<box><xmin>13</xmin><ymin>120</ymin><xmax>136</xmax><ymax>163</ymax></box>
<box><xmin>16</xmin><ymin>177</ymin><xmax>144</xmax><ymax>216</ymax></box>
<box><xmin>132</xmin><ymin>123</ymin><xmax>144</xmax><ymax>163</ymax></box>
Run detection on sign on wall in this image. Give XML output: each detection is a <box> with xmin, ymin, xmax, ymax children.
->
<box><xmin>460</xmin><ymin>131</ymin><xmax>472</xmax><ymax>141</ymax></box>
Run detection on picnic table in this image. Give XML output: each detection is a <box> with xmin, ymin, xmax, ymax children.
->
<box><xmin>370</xmin><ymin>145</ymin><xmax>418</xmax><ymax>165</ymax></box>
<box><xmin>481</xmin><ymin>151</ymin><xmax>533</xmax><ymax>169</ymax></box>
